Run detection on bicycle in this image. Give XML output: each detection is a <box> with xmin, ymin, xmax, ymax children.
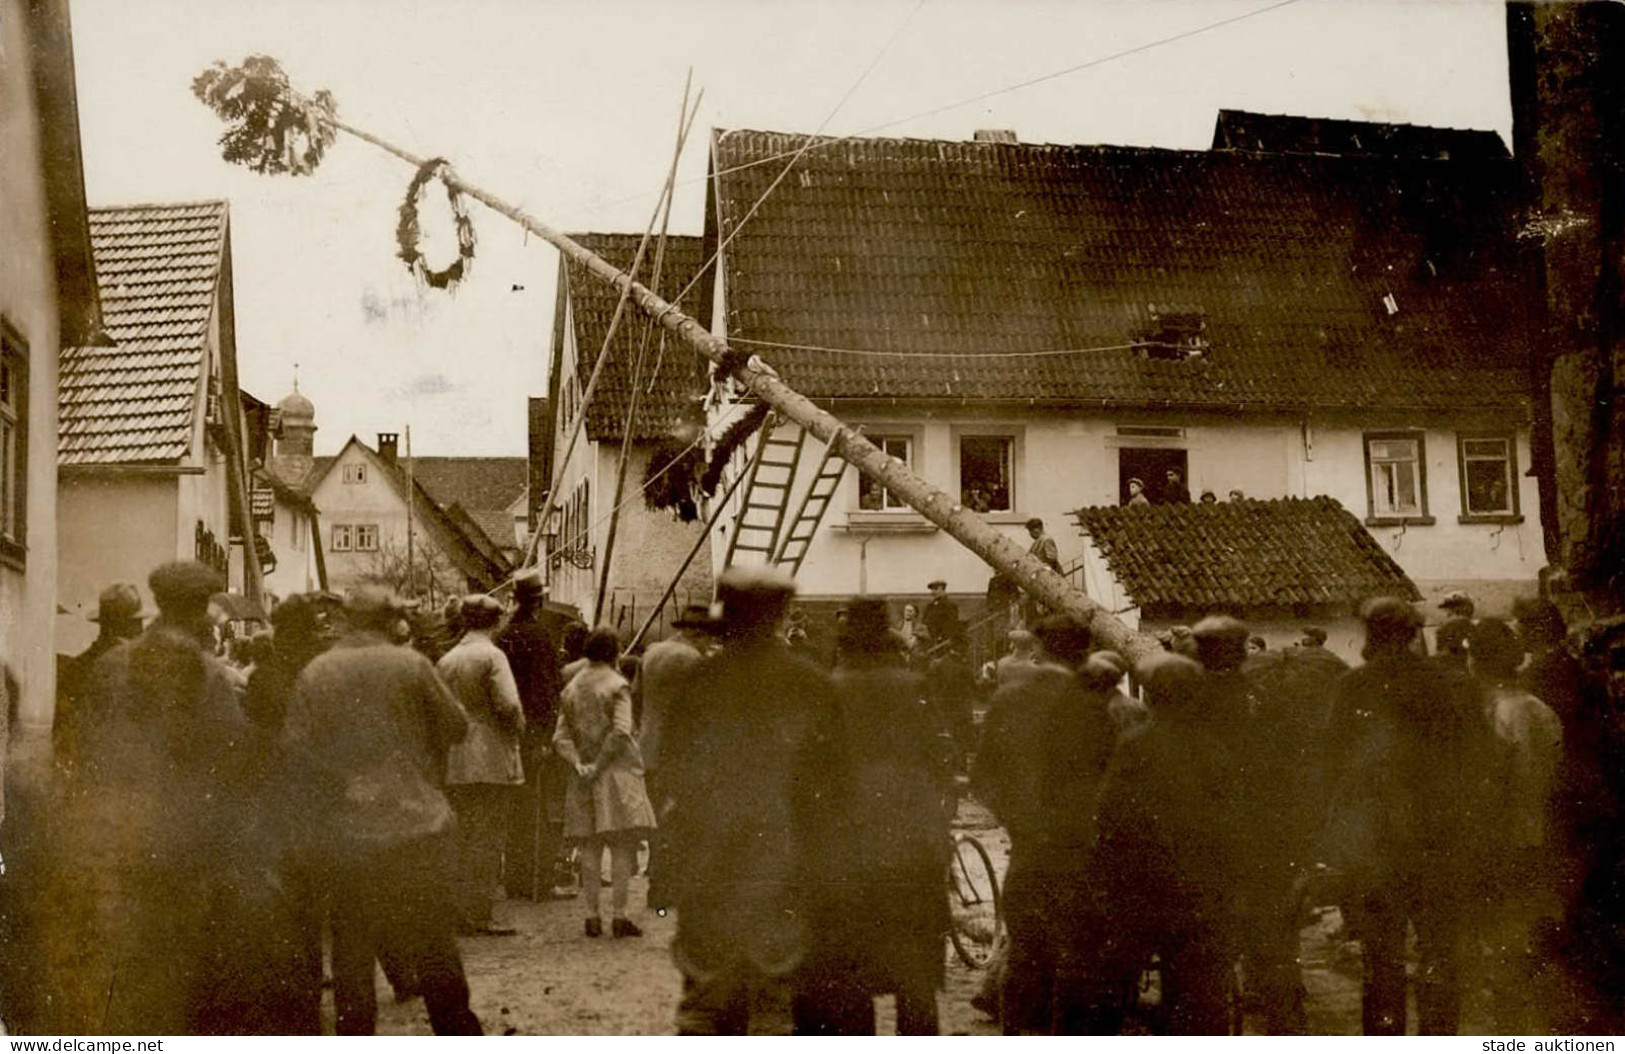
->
<box><xmin>946</xmin><ymin>831</ymin><xmax>1003</xmax><ymax>969</ymax></box>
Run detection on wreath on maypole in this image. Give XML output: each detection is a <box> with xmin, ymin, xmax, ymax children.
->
<box><xmin>395</xmin><ymin>158</ymin><xmax>477</xmax><ymax>291</ymax></box>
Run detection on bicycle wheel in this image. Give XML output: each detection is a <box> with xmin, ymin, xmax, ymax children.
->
<box><xmin>947</xmin><ymin>833</ymin><xmax>1002</xmax><ymax>969</ymax></box>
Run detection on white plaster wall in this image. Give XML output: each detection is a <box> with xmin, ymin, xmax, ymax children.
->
<box><xmin>259</xmin><ymin>500</ymin><xmax>320</xmax><ymax>602</ymax></box>
<box><xmin>309</xmin><ymin>445</ymin><xmax>412</xmax><ymax>592</ymax></box>
<box><xmin>766</xmin><ymin>407</ymin><xmax>1541</xmax><ymax>604</ymax></box>
<box><xmin>546</xmin><ymin>295</ymin><xmax>601</xmax><ymax>617</ymax></box>
<box><xmin>55</xmin><ymin>475</ymin><xmax>179</xmax><ymax>657</ymax></box>
<box><xmin>0</xmin><ymin>0</ymin><xmax>64</xmax><ymax>726</ymax></box>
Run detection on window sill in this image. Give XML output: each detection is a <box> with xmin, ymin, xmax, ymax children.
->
<box><xmin>0</xmin><ymin>538</ymin><xmax>24</xmax><ymax>573</ymax></box>
<box><xmin>1458</xmin><ymin>513</ymin><xmax>1524</xmax><ymax>526</ymax></box>
<box><xmin>1364</xmin><ymin>515</ymin><xmax>1436</xmax><ymax>528</ymax></box>
<box><xmin>838</xmin><ymin>510</ymin><xmax>939</xmax><ymax>535</ymax></box>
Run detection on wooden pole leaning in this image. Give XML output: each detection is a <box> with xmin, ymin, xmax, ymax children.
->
<box><xmin>315</xmin><ymin>119</ymin><xmax>1163</xmax><ymax>664</ymax></box>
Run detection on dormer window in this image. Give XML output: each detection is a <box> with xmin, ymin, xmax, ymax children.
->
<box><xmin>1137</xmin><ymin>306</ymin><xmax>1210</xmax><ymax>360</ymax></box>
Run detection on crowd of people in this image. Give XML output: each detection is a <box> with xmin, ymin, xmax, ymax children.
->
<box><xmin>2</xmin><ymin>558</ymin><xmax>1623</xmax><ymax>1036</ymax></box>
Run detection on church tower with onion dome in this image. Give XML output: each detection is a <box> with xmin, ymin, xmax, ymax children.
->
<box><xmin>271</xmin><ymin>376</ymin><xmax>317</xmax><ymax>487</ymax></box>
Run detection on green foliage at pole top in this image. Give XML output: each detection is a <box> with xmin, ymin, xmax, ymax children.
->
<box><xmin>192</xmin><ymin>55</ymin><xmax>337</xmax><ymax>176</ymax></box>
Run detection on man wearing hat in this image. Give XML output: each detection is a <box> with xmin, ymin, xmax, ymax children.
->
<box><xmin>1192</xmin><ymin>615</ymin><xmax>1310</xmax><ymax>1034</ymax></box>
<box><xmin>33</xmin><ymin>562</ymin><xmax>249</xmax><ymax>1033</ymax></box>
<box><xmin>54</xmin><ymin>583</ymin><xmax>148</xmax><ymax>767</ymax></box>
<box><xmin>922</xmin><ymin>578</ymin><xmax>960</xmax><ymax>649</ymax></box>
<box><xmin>1321</xmin><ymin>597</ymin><xmax>1480</xmax><ymax>1035</ymax></box>
<box><xmin>631</xmin><ymin>603</ymin><xmax>718</xmax><ymax>911</ymax></box>
<box><xmin>496</xmin><ymin>571</ymin><xmax>569</xmax><ymax>901</ymax></box>
<box><xmin>661</xmin><ymin>567</ymin><xmax>845</xmax><ymax>1035</ymax></box>
<box><xmin>285</xmin><ymin>585</ymin><xmax>480</xmax><ymax>1035</ymax></box>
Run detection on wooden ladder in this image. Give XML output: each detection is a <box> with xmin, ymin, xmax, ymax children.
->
<box><xmin>772</xmin><ymin>429</ymin><xmax>853</xmax><ymax>576</ymax></box>
<box><xmin>722</xmin><ymin>414</ymin><xmax>806</xmax><ymax>568</ymax></box>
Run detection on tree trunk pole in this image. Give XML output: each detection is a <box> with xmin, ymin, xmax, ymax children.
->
<box><xmin>324</xmin><ymin>120</ymin><xmax>1164</xmax><ymax>664</ymax></box>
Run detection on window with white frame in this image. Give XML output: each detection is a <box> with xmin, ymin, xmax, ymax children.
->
<box><xmin>857</xmin><ymin>435</ymin><xmax>913</xmax><ymax>510</ymax></box>
<box><xmin>342</xmin><ymin>463</ymin><xmax>367</xmax><ymax>484</ymax></box>
<box><xmin>0</xmin><ymin>323</ymin><xmax>27</xmax><ymax>564</ymax></box>
<box><xmin>355</xmin><ymin>524</ymin><xmax>380</xmax><ymax>551</ymax></box>
<box><xmin>1364</xmin><ymin>431</ymin><xmax>1428</xmax><ymax>520</ymax></box>
<box><xmin>960</xmin><ymin>434</ymin><xmax>1014</xmax><ymax>513</ymax></box>
<box><xmin>1458</xmin><ymin>434</ymin><xmax>1519</xmax><ymax>519</ymax></box>
<box><xmin>332</xmin><ymin>524</ymin><xmax>353</xmax><ymax>551</ymax></box>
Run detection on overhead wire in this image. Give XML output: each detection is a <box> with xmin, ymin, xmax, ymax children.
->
<box><xmin>574</xmin><ymin>0</ymin><xmax>1305</xmax><ymax>224</ymax></box>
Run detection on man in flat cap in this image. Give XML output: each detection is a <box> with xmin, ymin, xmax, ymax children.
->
<box><xmin>1193</xmin><ymin>615</ymin><xmax>1309</xmax><ymax>1034</ymax></box>
<box><xmin>29</xmin><ymin>562</ymin><xmax>249</xmax><ymax>1034</ymax></box>
<box><xmin>284</xmin><ymin>585</ymin><xmax>480</xmax><ymax>1035</ymax></box>
<box><xmin>661</xmin><ymin>567</ymin><xmax>846</xmax><ymax>1035</ymax></box>
<box><xmin>922</xmin><ymin>578</ymin><xmax>960</xmax><ymax>650</ymax></box>
<box><xmin>1321</xmin><ymin>597</ymin><xmax>1483</xmax><ymax>1035</ymax></box>
<box><xmin>496</xmin><ymin>571</ymin><xmax>570</xmax><ymax>901</ymax></box>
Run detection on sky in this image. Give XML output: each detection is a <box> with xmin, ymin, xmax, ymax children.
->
<box><xmin>68</xmin><ymin>0</ymin><xmax>1513</xmax><ymax>456</ymax></box>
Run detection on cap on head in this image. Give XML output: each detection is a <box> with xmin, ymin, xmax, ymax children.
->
<box><xmin>148</xmin><ymin>561</ymin><xmax>225</xmax><ymax>617</ymax></box>
<box><xmin>512</xmin><ymin>570</ymin><xmax>545</xmax><ymax>600</ymax></box>
<box><xmin>1128</xmin><ymin>477</ymin><xmax>1145</xmax><ymax>489</ymax></box>
<box><xmin>1081</xmin><ymin>649</ymin><xmax>1128</xmax><ymax>690</ymax></box>
<box><xmin>839</xmin><ymin>597</ymin><xmax>895</xmax><ymax>653</ymax></box>
<box><xmin>1192</xmin><ymin>615</ymin><xmax>1249</xmax><ymax>671</ymax></box>
<box><xmin>460</xmin><ymin>594</ymin><xmax>505</xmax><ymax>631</ymax></box>
<box><xmin>346</xmin><ymin>585</ymin><xmax>405</xmax><ymax>629</ymax></box>
<box><xmin>1136</xmin><ymin>651</ymin><xmax>1203</xmax><ymax>708</ymax></box>
<box><xmin>1025</xmin><ymin>517</ymin><xmax>1044</xmax><ymax>531</ymax></box>
<box><xmin>1361</xmin><ymin>597</ymin><xmax>1423</xmax><ymax>648</ymax></box>
<box><xmin>714</xmin><ymin>566</ymin><xmax>797</xmax><ymax>634</ymax></box>
<box><xmin>1032</xmin><ymin>614</ymin><xmax>1092</xmax><ymax>667</ymax></box>
<box><xmin>671</xmin><ymin>603</ymin><xmax>718</xmax><ymax>630</ymax></box>
<box><xmin>928</xmin><ymin>578</ymin><xmax>947</xmax><ymax>591</ymax></box>
<box><xmin>90</xmin><ymin>582</ymin><xmax>148</xmax><ymax>625</ymax></box>
<box><xmin>1438</xmin><ymin>591</ymin><xmax>1475</xmax><ymax>617</ymax></box>
<box><xmin>1469</xmin><ymin>617</ymin><xmax>1522</xmax><ymax>673</ymax></box>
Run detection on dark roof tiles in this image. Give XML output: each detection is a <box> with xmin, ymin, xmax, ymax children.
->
<box><xmin>562</xmin><ymin>233</ymin><xmax>709</xmax><ymax>442</ymax></box>
<box><xmin>710</xmin><ymin>129</ymin><xmax>1533</xmax><ymax>414</ymax></box>
<box><xmin>60</xmin><ymin>201</ymin><xmax>229</xmax><ymax>465</ymax></box>
<box><xmin>1073</xmin><ymin>496</ymin><xmax>1419</xmax><ymax>612</ymax></box>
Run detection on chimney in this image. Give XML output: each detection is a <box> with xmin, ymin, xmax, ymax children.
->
<box><xmin>377</xmin><ymin>432</ymin><xmax>399</xmax><ymax>465</ymax></box>
<box><xmin>974</xmin><ymin>129</ymin><xmax>1018</xmax><ymax>144</ymax></box>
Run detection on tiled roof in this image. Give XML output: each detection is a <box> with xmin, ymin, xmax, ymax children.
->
<box><xmin>1073</xmin><ymin>496</ymin><xmax>1419</xmax><ymax>612</ymax></box>
<box><xmin>1212</xmin><ymin>109</ymin><xmax>1510</xmax><ymax>161</ymax></box>
<box><xmin>410</xmin><ymin>457</ymin><xmax>528</xmax><ymax>519</ymax></box>
<box><xmin>59</xmin><ymin>201</ymin><xmax>229</xmax><ymax>464</ymax></box>
<box><xmin>562</xmin><ymin>233</ymin><xmax>709</xmax><ymax>441</ymax></box>
<box><xmin>709</xmin><ymin>129</ymin><xmax>1534</xmax><ymax>414</ymax></box>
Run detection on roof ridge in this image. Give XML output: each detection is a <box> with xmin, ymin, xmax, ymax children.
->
<box><xmin>89</xmin><ymin>199</ymin><xmax>229</xmax><ymax>214</ymax></box>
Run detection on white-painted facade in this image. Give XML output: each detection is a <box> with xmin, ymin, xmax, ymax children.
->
<box><xmin>710</xmin><ymin>402</ymin><xmax>1544</xmax><ymax>621</ymax></box>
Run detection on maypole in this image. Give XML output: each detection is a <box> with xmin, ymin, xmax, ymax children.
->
<box><xmin>192</xmin><ymin>56</ymin><xmax>1163</xmax><ymax>664</ymax></box>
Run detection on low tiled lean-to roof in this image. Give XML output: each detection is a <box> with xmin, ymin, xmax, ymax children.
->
<box><xmin>1072</xmin><ymin>496</ymin><xmax>1419</xmax><ymax>614</ymax></box>
<box><xmin>59</xmin><ymin>201</ymin><xmax>229</xmax><ymax>465</ymax></box>
<box><xmin>560</xmin><ymin>233</ymin><xmax>710</xmax><ymax>442</ymax></box>
<box><xmin>709</xmin><ymin>129</ymin><xmax>1534</xmax><ymax>415</ymax></box>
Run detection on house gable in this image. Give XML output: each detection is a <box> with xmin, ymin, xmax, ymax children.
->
<box><xmin>59</xmin><ymin>200</ymin><xmax>230</xmax><ymax>465</ymax></box>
